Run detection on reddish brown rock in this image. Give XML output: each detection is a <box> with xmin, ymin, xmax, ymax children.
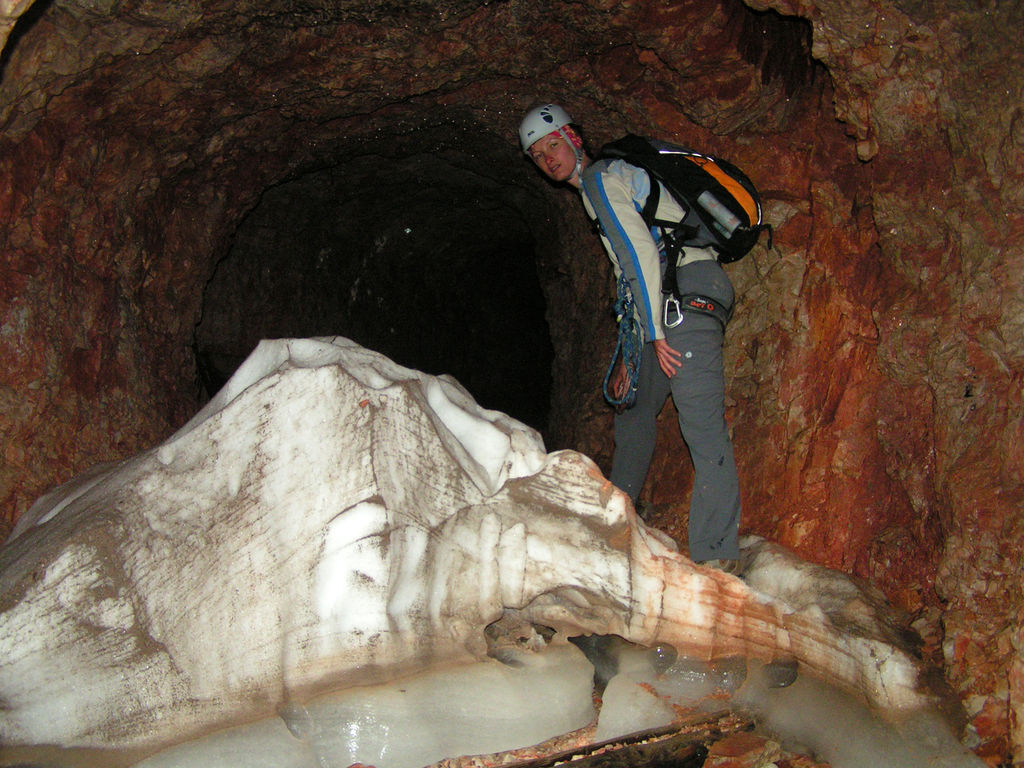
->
<box><xmin>0</xmin><ymin>0</ymin><xmax>1021</xmax><ymax>761</ymax></box>
<box><xmin>705</xmin><ymin>732</ymin><xmax>784</xmax><ymax>768</ymax></box>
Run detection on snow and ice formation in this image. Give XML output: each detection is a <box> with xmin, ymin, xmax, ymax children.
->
<box><xmin>136</xmin><ymin>644</ymin><xmax>596</xmax><ymax>768</ymax></box>
<box><xmin>0</xmin><ymin>337</ymin><xmax>968</xmax><ymax>765</ymax></box>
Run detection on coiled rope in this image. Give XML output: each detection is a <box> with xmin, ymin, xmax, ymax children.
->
<box><xmin>603</xmin><ymin>275</ymin><xmax>642</xmax><ymax>408</ymax></box>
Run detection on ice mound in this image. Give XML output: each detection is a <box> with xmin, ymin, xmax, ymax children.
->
<box><xmin>137</xmin><ymin>644</ymin><xmax>595</xmax><ymax>768</ymax></box>
<box><xmin>0</xmin><ymin>337</ymin><xmax>963</xmax><ymax>764</ymax></box>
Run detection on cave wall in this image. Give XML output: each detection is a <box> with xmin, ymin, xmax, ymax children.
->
<box><xmin>767</xmin><ymin>2</ymin><xmax>1024</xmax><ymax>760</ymax></box>
<box><xmin>1</xmin><ymin>0</ymin><xmax>1022</xmax><ymax>762</ymax></box>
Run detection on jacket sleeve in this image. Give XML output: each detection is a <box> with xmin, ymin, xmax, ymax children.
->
<box><xmin>581</xmin><ymin>160</ymin><xmax>666</xmax><ymax>341</ymax></box>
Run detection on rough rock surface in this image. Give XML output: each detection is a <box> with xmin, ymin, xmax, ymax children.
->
<box><xmin>0</xmin><ymin>338</ymin><xmax>954</xmax><ymax>764</ymax></box>
<box><xmin>0</xmin><ymin>0</ymin><xmax>1021</xmax><ymax>761</ymax></box>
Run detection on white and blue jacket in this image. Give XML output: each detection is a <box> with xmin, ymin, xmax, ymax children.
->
<box><xmin>580</xmin><ymin>158</ymin><xmax>689</xmax><ymax>342</ymax></box>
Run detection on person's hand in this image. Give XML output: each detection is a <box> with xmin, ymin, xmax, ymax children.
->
<box><xmin>611</xmin><ymin>358</ymin><xmax>630</xmax><ymax>400</ymax></box>
<box><xmin>654</xmin><ymin>338</ymin><xmax>683</xmax><ymax>378</ymax></box>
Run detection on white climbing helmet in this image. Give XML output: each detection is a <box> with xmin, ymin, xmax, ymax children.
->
<box><xmin>519</xmin><ymin>103</ymin><xmax>574</xmax><ymax>152</ymax></box>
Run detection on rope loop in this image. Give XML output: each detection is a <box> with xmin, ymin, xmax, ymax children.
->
<box><xmin>603</xmin><ymin>276</ymin><xmax>642</xmax><ymax>408</ymax></box>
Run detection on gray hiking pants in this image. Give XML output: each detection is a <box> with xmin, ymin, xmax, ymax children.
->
<box><xmin>609</xmin><ymin>260</ymin><xmax>741</xmax><ymax>562</ymax></box>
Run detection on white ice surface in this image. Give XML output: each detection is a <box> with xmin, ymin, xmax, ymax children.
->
<box><xmin>168</xmin><ymin>337</ymin><xmax>547</xmax><ymax>498</ymax></box>
<box><xmin>595</xmin><ymin>673</ymin><xmax>675</xmax><ymax>742</ymax></box>
<box><xmin>132</xmin><ymin>717</ymin><xmax>316</xmax><ymax>768</ymax></box>
<box><xmin>135</xmin><ymin>644</ymin><xmax>595</xmax><ymax>768</ymax></box>
<box><xmin>736</xmin><ymin>662</ymin><xmax>987</xmax><ymax>768</ymax></box>
<box><xmin>596</xmin><ymin>640</ymin><xmax>983</xmax><ymax>768</ymax></box>
<box><xmin>314</xmin><ymin>500</ymin><xmax>391</xmax><ymax>638</ymax></box>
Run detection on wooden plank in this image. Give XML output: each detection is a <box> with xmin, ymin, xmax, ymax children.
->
<box><xmin>438</xmin><ymin>709</ymin><xmax>755</xmax><ymax>768</ymax></box>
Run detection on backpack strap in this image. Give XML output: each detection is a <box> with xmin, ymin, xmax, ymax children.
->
<box><xmin>639</xmin><ymin>175</ymin><xmax>660</xmax><ymax>224</ymax></box>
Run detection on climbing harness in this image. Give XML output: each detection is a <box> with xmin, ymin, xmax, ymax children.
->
<box><xmin>659</xmin><ymin>229</ymin><xmax>734</xmax><ymax>331</ymax></box>
<box><xmin>603</xmin><ymin>275</ymin><xmax>643</xmax><ymax>409</ymax></box>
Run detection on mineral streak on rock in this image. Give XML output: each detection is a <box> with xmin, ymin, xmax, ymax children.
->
<box><xmin>0</xmin><ymin>339</ymin><xmax>944</xmax><ymax>760</ymax></box>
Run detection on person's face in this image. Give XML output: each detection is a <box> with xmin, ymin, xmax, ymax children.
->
<box><xmin>528</xmin><ymin>132</ymin><xmax>579</xmax><ymax>184</ymax></box>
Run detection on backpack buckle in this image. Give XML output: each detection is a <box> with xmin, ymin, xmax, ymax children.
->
<box><xmin>664</xmin><ymin>296</ymin><xmax>684</xmax><ymax>328</ymax></box>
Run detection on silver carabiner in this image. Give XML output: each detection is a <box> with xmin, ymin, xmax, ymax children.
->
<box><xmin>664</xmin><ymin>296</ymin><xmax>684</xmax><ymax>328</ymax></box>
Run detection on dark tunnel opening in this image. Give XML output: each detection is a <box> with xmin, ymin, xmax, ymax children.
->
<box><xmin>194</xmin><ymin>151</ymin><xmax>556</xmax><ymax>432</ymax></box>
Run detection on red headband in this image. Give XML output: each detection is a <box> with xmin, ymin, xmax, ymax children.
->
<box><xmin>541</xmin><ymin>126</ymin><xmax>583</xmax><ymax>151</ymax></box>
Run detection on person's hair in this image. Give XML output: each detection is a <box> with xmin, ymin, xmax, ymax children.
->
<box><xmin>564</xmin><ymin>124</ymin><xmax>593</xmax><ymax>158</ymax></box>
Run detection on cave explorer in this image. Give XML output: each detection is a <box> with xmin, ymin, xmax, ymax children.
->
<box><xmin>518</xmin><ymin>103</ymin><xmax>741</xmax><ymax>570</ymax></box>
